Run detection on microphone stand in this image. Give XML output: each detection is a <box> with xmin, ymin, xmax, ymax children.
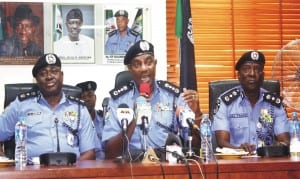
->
<box><xmin>185</xmin><ymin>128</ymin><xmax>194</xmax><ymax>158</ymax></box>
<box><xmin>141</xmin><ymin>116</ymin><xmax>148</xmax><ymax>151</ymax></box>
<box><xmin>121</xmin><ymin>119</ymin><xmax>127</xmax><ymax>162</ymax></box>
<box><xmin>55</xmin><ymin>118</ymin><xmax>60</xmax><ymax>152</ymax></box>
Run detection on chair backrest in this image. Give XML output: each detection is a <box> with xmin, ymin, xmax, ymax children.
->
<box><xmin>114</xmin><ymin>70</ymin><xmax>133</xmax><ymax>88</ymax></box>
<box><xmin>4</xmin><ymin>83</ymin><xmax>82</xmax><ymax>108</ymax></box>
<box><xmin>208</xmin><ymin>79</ymin><xmax>280</xmax><ymax>119</ymax></box>
<box><xmin>102</xmin><ymin>70</ymin><xmax>133</xmax><ymax>120</ymax></box>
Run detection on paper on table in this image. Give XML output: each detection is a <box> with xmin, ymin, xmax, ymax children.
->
<box><xmin>216</xmin><ymin>147</ymin><xmax>249</xmax><ymax>155</ymax></box>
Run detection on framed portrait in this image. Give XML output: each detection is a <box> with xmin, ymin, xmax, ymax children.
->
<box><xmin>0</xmin><ymin>2</ymin><xmax>44</xmax><ymax>65</ymax></box>
<box><xmin>103</xmin><ymin>5</ymin><xmax>148</xmax><ymax>65</ymax></box>
<box><xmin>52</xmin><ymin>4</ymin><xmax>95</xmax><ymax>64</ymax></box>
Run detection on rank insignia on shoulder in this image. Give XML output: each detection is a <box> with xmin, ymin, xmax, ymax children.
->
<box><xmin>213</xmin><ymin>99</ymin><xmax>221</xmax><ymax>114</ymax></box>
<box><xmin>108</xmin><ymin>30</ymin><xmax>117</xmax><ymax>37</ymax></box>
<box><xmin>129</xmin><ymin>29</ymin><xmax>139</xmax><ymax>36</ymax></box>
<box><xmin>221</xmin><ymin>88</ymin><xmax>240</xmax><ymax>105</ymax></box>
<box><xmin>263</xmin><ymin>92</ymin><xmax>282</xmax><ymax>108</ymax></box>
<box><xmin>67</xmin><ymin>95</ymin><xmax>85</xmax><ymax>105</ymax></box>
<box><xmin>18</xmin><ymin>90</ymin><xmax>38</xmax><ymax>102</ymax></box>
<box><xmin>157</xmin><ymin>80</ymin><xmax>181</xmax><ymax>97</ymax></box>
<box><xmin>109</xmin><ymin>82</ymin><xmax>134</xmax><ymax>100</ymax></box>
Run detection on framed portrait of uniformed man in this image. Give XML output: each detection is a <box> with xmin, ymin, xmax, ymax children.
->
<box><xmin>103</xmin><ymin>5</ymin><xmax>148</xmax><ymax>64</ymax></box>
<box><xmin>53</xmin><ymin>4</ymin><xmax>95</xmax><ymax>64</ymax></box>
<box><xmin>0</xmin><ymin>2</ymin><xmax>44</xmax><ymax>65</ymax></box>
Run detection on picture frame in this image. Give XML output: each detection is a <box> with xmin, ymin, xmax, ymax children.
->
<box><xmin>52</xmin><ymin>4</ymin><xmax>95</xmax><ymax>64</ymax></box>
<box><xmin>0</xmin><ymin>2</ymin><xmax>44</xmax><ymax>65</ymax></box>
<box><xmin>102</xmin><ymin>4</ymin><xmax>146</xmax><ymax>65</ymax></box>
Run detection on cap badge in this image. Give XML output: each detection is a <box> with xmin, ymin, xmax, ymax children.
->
<box><xmin>119</xmin><ymin>10</ymin><xmax>125</xmax><ymax>16</ymax></box>
<box><xmin>139</xmin><ymin>41</ymin><xmax>150</xmax><ymax>51</ymax></box>
<box><xmin>45</xmin><ymin>54</ymin><xmax>57</xmax><ymax>64</ymax></box>
<box><xmin>251</xmin><ymin>51</ymin><xmax>259</xmax><ymax>61</ymax></box>
<box><xmin>87</xmin><ymin>83</ymin><xmax>92</xmax><ymax>90</ymax></box>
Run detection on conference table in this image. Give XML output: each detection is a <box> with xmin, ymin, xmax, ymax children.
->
<box><xmin>0</xmin><ymin>157</ymin><xmax>299</xmax><ymax>179</ymax></box>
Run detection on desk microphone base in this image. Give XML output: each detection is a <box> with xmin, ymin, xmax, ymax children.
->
<box><xmin>39</xmin><ymin>152</ymin><xmax>77</xmax><ymax>166</ymax></box>
<box><xmin>257</xmin><ymin>145</ymin><xmax>289</xmax><ymax>157</ymax></box>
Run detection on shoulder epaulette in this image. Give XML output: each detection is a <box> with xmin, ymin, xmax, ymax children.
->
<box><xmin>129</xmin><ymin>29</ymin><xmax>139</xmax><ymax>36</ymax></box>
<box><xmin>157</xmin><ymin>80</ymin><xmax>181</xmax><ymax>97</ymax></box>
<box><xmin>263</xmin><ymin>92</ymin><xmax>282</xmax><ymax>108</ymax></box>
<box><xmin>221</xmin><ymin>88</ymin><xmax>240</xmax><ymax>105</ymax></box>
<box><xmin>97</xmin><ymin>110</ymin><xmax>103</xmax><ymax>117</ymax></box>
<box><xmin>108</xmin><ymin>30</ymin><xmax>117</xmax><ymax>37</ymax></box>
<box><xmin>66</xmin><ymin>95</ymin><xmax>85</xmax><ymax>105</ymax></box>
<box><xmin>18</xmin><ymin>90</ymin><xmax>38</xmax><ymax>102</ymax></box>
<box><xmin>109</xmin><ymin>82</ymin><xmax>134</xmax><ymax>100</ymax></box>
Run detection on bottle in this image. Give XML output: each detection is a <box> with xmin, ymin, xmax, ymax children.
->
<box><xmin>290</xmin><ymin>112</ymin><xmax>300</xmax><ymax>161</ymax></box>
<box><xmin>15</xmin><ymin>116</ymin><xmax>27</xmax><ymax>168</ymax></box>
<box><xmin>200</xmin><ymin>114</ymin><xmax>213</xmax><ymax>162</ymax></box>
<box><xmin>290</xmin><ymin>112</ymin><xmax>299</xmax><ymax>140</ymax></box>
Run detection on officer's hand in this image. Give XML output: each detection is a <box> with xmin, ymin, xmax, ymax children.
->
<box><xmin>182</xmin><ymin>88</ymin><xmax>201</xmax><ymax>116</ymax></box>
<box><xmin>239</xmin><ymin>143</ymin><xmax>256</xmax><ymax>154</ymax></box>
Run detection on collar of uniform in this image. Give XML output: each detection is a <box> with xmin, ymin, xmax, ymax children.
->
<box><xmin>239</xmin><ymin>86</ymin><xmax>266</xmax><ymax>103</ymax></box>
<box><xmin>37</xmin><ymin>91</ymin><xmax>66</xmax><ymax>105</ymax></box>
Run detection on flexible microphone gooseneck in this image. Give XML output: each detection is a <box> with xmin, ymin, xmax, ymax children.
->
<box><xmin>54</xmin><ymin>118</ymin><xmax>60</xmax><ymax>152</ymax></box>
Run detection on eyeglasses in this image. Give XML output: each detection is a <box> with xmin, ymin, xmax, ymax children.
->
<box><xmin>37</xmin><ymin>67</ymin><xmax>61</xmax><ymax>78</ymax></box>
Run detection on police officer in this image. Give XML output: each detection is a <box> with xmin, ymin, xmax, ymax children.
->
<box><xmin>212</xmin><ymin>50</ymin><xmax>290</xmax><ymax>153</ymax></box>
<box><xmin>76</xmin><ymin>81</ymin><xmax>105</xmax><ymax>160</ymax></box>
<box><xmin>0</xmin><ymin>53</ymin><xmax>97</xmax><ymax>160</ymax></box>
<box><xmin>102</xmin><ymin>40</ymin><xmax>202</xmax><ymax>159</ymax></box>
<box><xmin>0</xmin><ymin>4</ymin><xmax>43</xmax><ymax>56</ymax></box>
<box><xmin>105</xmin><ymin>10</ymin><xmax>142</xmax><ymax>54</ymax></box>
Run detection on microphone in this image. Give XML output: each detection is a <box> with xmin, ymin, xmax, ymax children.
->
<box><xmin>135</xmin><ymin>82</ymin><xmax>152</xmax><ymax>126</ymax></box>
<box><xmin>178</xmin><ymin>108</ymin><xmax>197</xmax><ymax>157</ymax></box>
<box><xmin>39</xmin><ymin>118</ymin><xmax>76</xmax><ymax>166</ymax></box>
<box><xmin>116</xmin><ymin>103</ymin><xmax>133</xmax><ymax>162</ymax></box>
<box><xmin>135</xmin><ymin>82</ymin><xmax>152</xmax><ymax>151</ymax></box>
<box><xmin>102</xmin><ymin>97</ymin><xmax>109</xmax><ymax>120</ymax></box>
<box><xmin>117</xmin><ymin>103</ymin><xmax>134</xmax><ymax>131</ymax></box>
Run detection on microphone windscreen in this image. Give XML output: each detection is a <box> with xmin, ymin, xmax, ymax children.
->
<box><xmin>139</xmin><ymin>82</ymin><xmax>150</xmax><ymax>95</ymax></box>
<box><xmin>102</xmin><ymin>97</ymin><xmax>109</xmax><ymax>107</ymax></box>
<box><xmin>118</xmin><ymin>103</ymin><xmax>129</xmax><ymax>108</ymax></box>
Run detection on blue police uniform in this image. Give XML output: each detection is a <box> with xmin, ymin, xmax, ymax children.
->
<box><xmin>212</xmin><ymin>86</ymin><xmax>289</xmax><ymax>148</ymax></box>
<box><xmin>93</xmin><ymin>110</ymin><xmax>105</xmax><ymax>160</ymax></box>
<box><xmin>102</xmin><ymin>80</ymin><xmax>189</xmax><ymax>150</ymax></box>
<box><xmin>105</xmin><ymin>28</ymin><xmax>141</xmax><ymax>54</ymax></box>
<box><xmin>0</xmin><ymin>91</ymin><xmax>98</xmax><ymax>159</ymax></box>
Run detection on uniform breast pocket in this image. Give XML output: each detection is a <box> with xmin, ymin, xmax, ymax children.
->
<box><xmin>156</xmin><ymin>110</ymin><xmax>174</xmax><ymax>126</ymax></box>
<box><xmin>25</xmin><ymin>116</ymin><xmax>43</xmax><ymax>129</ymax></box>
<box><xmin>229</xmin><ymin>118</ymin><xmax>248</xmax><ymax>139</ymax></box>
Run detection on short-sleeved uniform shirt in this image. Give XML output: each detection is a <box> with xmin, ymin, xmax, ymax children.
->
<box><xmin>212</xmin><ymin>86</ymin><xmax>289</xmax><ymax>147</ymax></box>
<box><xmin>0</xmin><ymin>91</ymin><xmax>98</xmax><ymax>159</ymax></box>
<box><xmin>102</xmin><ymin>80</ymin><xmax>190</xmax><ymax>150</ymax></box>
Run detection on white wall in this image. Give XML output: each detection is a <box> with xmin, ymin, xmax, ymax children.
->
<box><xmin>0</xmin><ymin>0</ymin><xmax>167</xmax><ymax>111</ymax></box>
